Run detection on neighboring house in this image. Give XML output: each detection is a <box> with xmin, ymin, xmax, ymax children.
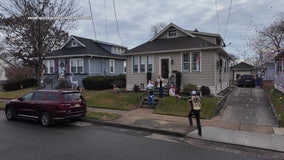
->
<box><xmin>261</xmin><ymin>60</ymin><xmax>275</xmax><ymax>81</ymax></box>
<box><xmin>273</xmin><ymin>49</ymin><xmax>284</xmax><ymax>92</ymax></box>
<box><xmin>123</xmin><ymin>23</ymin><xmax>232</xmax><ymax>95</ymax></box>
<box><xmin>42</xmin><ymin>35</ymin><xmax>127</xmax><ymax>89</ymax></box>
<box><xmin>230</xmin><ymin>62</ymin><xmax>256</xmax><ymax>82</ymax></box>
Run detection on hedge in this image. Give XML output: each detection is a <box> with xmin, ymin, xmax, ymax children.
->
<box><xmin>82</xmin><ymin>75</ymin><xmax>126</xmax><ymax>90</ymax></box>
<box><xmin>2</xmin><ymin>78</ymin><xmax>37</xmax><ymax>91</ymax></box>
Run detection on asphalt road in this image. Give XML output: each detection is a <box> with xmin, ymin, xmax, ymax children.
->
<box><xmin>0</xmin><ymin>111</ymin><xmax>262</xmax><ymax>160</ymax></box>
<box><xmin>221</xmin><ymin>87</ymin><xmax>278</xmax><ymax>126</ymax></box>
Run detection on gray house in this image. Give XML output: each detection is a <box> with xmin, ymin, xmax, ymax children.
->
<box><xmin>123</xmin><ymin>23</ymin><xmax>232</xmax><ymax>95</ymax></box>
<box><xmin>42</xmin><ymin>35</ymin><xmax>127</xmax><ymax>89</ymax></box>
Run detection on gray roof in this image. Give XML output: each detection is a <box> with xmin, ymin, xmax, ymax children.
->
<box><xmin>230</xmin><ymin>62</ymin><xmax>255</xmax><ymax>71</ymax></box>
<box><xmin>124</xmin><ymin>36</ymin><xmax>217</xmax><ymax>55</ymax></box>
<box><xmin>46</xmin><ymin>36</ymin><xmax>126</xmax><ymax>59</ymax></box>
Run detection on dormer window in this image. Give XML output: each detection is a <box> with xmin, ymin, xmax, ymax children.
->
<box><xmin>168</xmin><ymin>30</ymin><xmax>177</xmax><ymax>38</ymax></box>
<box><xmin>71</xmin><ymin>40</ymin><xmax>78</xmax><ymax>47</ymax></box>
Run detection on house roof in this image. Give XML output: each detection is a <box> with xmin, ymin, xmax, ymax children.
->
<box><xmin>230</xmin><ymin>62</ymin><xmax>255</xmax><ymax>71</ymax></box>
<box><xmin>124</xmin><ymin>36</ymin><xmax>218</xmax><ymax>55</ymax></box>
<box><xmin>124</xmin><ymin>23</ymin><xmax>224</xmax><ymax>55</ymax></box>
<box><xmin>46</xmin><ymin>35</ymin><xmax>126</xmax><ymax>59</ymax></box>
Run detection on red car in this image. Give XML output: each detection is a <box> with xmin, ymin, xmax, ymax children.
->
<box><xmin>5</xmin><ymin>90</ymin><xmax>87</xmax><ymax>127</ymax></box>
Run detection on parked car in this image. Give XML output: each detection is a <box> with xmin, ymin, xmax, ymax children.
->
<box><xmin>5</xmin><ymin>90</ymin><xmax>87</xmax><ymax>127</ymax></box>
<box><xmin>237</xmin><ymin>75</ymin><xmax>256</xmax><ymax>87</ymax></box>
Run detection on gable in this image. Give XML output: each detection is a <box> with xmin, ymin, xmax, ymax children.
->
<box><xmin>61</xmin><ymin>36</ymin><xmax>86</xmax><ymax>49</ymax></box>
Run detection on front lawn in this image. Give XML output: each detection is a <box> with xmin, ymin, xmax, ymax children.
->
<box><xmin>266</xmin><ymin>89</ymin><xmax>284</xmax><ymax>127</ymax></box>
<box><xmin>85</xmin><ymin>90</ymin><xmax>144</xmax><ymax>111</ymax></box>
<box><xmin>154</xmin><ymin>96</ymin><xmax>220</xmax><ymax>119</ymax></box>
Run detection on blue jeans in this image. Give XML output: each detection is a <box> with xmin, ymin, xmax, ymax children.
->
<box><xmin>159</xmin><ymin>87</ymin><xmax>164</xmax><ymax>98</ymax></box>
<box><xmin>148</xmin><ymin>94</ymin><xmax>154</xmax><ymax>107</ymax></box>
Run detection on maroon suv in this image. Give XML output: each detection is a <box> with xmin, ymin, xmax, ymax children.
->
<box><xmin>5</xmin><ymin>90</ymin><xmax>87</xmax><ymax>127</ymax></box>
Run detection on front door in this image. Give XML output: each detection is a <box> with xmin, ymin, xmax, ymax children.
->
<box><xmin>161</xmin><ymin>58</ymin><xmax>169</xmax><ymax>79</ymax></box>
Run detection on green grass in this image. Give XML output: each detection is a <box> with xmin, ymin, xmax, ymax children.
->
<box><xmin>0</xmin><ymin>88</ymin><xmax>33</xmax><ymax>99</ymax></box>
<box><xmin>0</xmin><ymin>102</ymin><xmax>5</xmax><ymax>110</ymax></box>
<box><xmin>154</xmin><ymin>96</ymin><xmax>220</xmax><ymax>119</ymax></box>
<box><xmin>86</xmin><ymin>111</ymin><xmax>121</xmax><ymax>121</ymax></box>
<box><xmin>266</xmin><ymin>88</ymin><xmax>284</xmax><ymax>127</ymax></box>
<box><xmin>85</xmin><ymin>90</ymin><xmax>144</xmax><ymax>111</ymax></box>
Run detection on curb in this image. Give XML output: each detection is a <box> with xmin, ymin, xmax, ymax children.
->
<box><xmin>82</xmin><ymin>118</ymin><xmax>187</xmax><ymax>137</ymax></box>
<box><xmin>186</xmin><ymin>134</ymin><xmax>284</xmax><ymax>153</ymax></box>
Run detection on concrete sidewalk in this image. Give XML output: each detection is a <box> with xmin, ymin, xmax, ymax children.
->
<box><xmin>86</xmin><ymin>107</ymin><xmax>284</xmax><ymax>152</ymax></box>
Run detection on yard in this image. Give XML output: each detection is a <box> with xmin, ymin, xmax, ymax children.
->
<box><xmin>266</xmin><ymin>88</ymin><xmax>284</xmax><ymax>127</ymax></box>
<box><xmin>0</xmin><ymin>88</ymin><xmax>220</xmax><ymax>120</ymax></box>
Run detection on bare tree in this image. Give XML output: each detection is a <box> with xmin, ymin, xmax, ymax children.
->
<box><xmin>250</xmin><ymin>13</ymin><xmax>284</xmax><ymax>63</ymax></box>
<box><xmin>0</xmin><ymin>0</ymin><xmax>81</xmax><ymax>88</ymax></box>
<box><xmin>150</xmin><ymin>22</ymin><xmax>166</xmax><ymax>36</ymax></box>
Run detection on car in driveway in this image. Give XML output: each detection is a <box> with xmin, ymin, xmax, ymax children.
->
<box><xmin>237</xmin><ymin>74</ymin><xmax>256</xmax><ymax>87</ymax></box>
<box><xmin>5</xmin><ymin>90</ymin><xmax>87</xmax><ymax>127</ymax></box>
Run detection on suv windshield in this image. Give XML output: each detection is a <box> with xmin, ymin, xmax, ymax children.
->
<box><xmin>62</xmin><ymin>93</ymin><xmax>83</xmax><ymax>102</ymax></box>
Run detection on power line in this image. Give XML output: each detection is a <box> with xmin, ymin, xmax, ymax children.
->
<box><xmin>215</xmin><ymin>0</ymin><xmax>220</xmax><ymax>34</ymax></box>
<box><xmin>104</xmin><ymin>0</ymin><xmax>108</xmax><ymax>41</ymax></box>
<box><xmin>112</xmin><ymin>0</ymin><xmax>123</xmax><ymax>45</ymax></box>
<box><xmin>224</xmin><ymin>0</ymin><xmax>233</xmax><ymax>41</ymax></box>
<box><xmin>88</xmin><ymin>0</ymin><xmax>97</xmax><ymax>40</ymax></box>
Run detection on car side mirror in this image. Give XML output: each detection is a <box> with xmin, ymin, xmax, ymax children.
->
<box><xmin>18</xmin><ymin>97</ymin><xmax>24</xmax><ymax>101</ymax></box>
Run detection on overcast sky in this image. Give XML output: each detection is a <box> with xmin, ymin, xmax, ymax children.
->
<box><xmin>70</xmin><ymin>0</ymin><xmax>284</xmax><ymax>59</ymax></box>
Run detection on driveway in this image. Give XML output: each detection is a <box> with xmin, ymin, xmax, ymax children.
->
<box><xmin>221</xmin><ymin>87</ymin><xmax>278</xmax><ymax>127</ymax></box>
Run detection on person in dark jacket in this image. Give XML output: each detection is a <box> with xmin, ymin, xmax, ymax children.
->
<box><xmin>188</xmin><ymin>90</ymin><xmax>202</xmax><ymax>136</ymax></box>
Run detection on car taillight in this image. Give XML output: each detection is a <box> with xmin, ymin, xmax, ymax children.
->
<box><xmin>58</xmin><ymin>103</ymin><xmax>71</xmax><ymax>109</ymax></box>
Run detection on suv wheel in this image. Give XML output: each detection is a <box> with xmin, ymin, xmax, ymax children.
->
<box><xmin>5</xmin><ymin>107</ymin><xmax>15</xmax><ymax>121</ymax></box>
<box><xmin>40</xmin><ymin>112</ymin><xmax>52</xmax><ymax>127</ymax></box>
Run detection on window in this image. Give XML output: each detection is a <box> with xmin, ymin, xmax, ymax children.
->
<box><xmin>277</xmin><ymin>58</ymin><xmax>282</xmax><ymax>75</ymax></box>
<box><xmin>70</xmin><ymin>59</ymin><xmax>84</xmax><ymax>74</ymax></box>
<box><xmin>123</xmin><ymin>61</ymin><xmax>126</xmax><ymax>73</ymax></box>
<box><xmin>140</xmin><ymin>56</ymin><xmax>146</xmax><ymax>73</ymax></box>
<box><xmin>43</xmin><ymin>60</ymin><xmax>54</xmax><ymax>74</ymax></box>
<box><xmin>182</xmin><ymin>53</ymin><xmax>190</xmax><ymax>72</ymax></box>
<box><xmin>168</xmin><ymin>30</ymin><xmax>177</xmax><ymax>38</ymax></box>
<box><xmin>109</xmin><ymin>59</ymin><xmax>115</xmax><ymax>73</ymax></box>
<box><xmin>147</xmin><ymin>56</ymin><xmax>153</xmax><ymax>73</ymax></box>
<box><xmin>192</xmin><ymin>52</ymin><xmax>200</xmax><ymax>72</ymax></box>
<box><xmin>46</xmin><ymin>93</ymin><xmax>58</xmax><ymax>101</ymax></box>
<box><xmin>133</xmin><ymin>56</ymin><xmax>138</xmax><ymax>73</ymax></box>
<box><xmin>32</xmin><ymin>92</ymin><xmax>45</xmax><ymax>101</ymax></box>
<box><xmin>71</xmin><ymin>40</ymin><xmax>78</xmax><ymax>47</ymax></box>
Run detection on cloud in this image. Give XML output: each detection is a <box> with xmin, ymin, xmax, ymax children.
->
<box><xmin>70</xmin><ymin>0</ymin><xmax>284</xmax><ymax>56</ymax></box>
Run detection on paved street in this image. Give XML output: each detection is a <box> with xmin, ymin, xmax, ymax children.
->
<box><xmin>0</xmin><ymin>112</ymin><xmax>262</xmax><ymax>160</ymax></box>
<box><xmin>221</xmin><ymin>87</ymin><xmax>278</xmax><ymax>126</ymax></box>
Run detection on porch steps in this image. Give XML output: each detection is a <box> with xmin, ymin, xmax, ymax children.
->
<box><xmin>140</xmin><ymin>97</ymin><xmax>160</xmax><ymax>109</ymax></box>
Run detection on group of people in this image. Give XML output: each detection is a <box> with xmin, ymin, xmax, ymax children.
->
<box><xmin>146</xmin><ymin>75</ymin><xmax>165</xmax><ymax>108</ymax></box>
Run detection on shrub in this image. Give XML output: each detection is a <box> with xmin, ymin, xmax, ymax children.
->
<box><xmin>181</xmin><ymin>83</ymin><xmax>198</xmax><ymax>96</ymax></box>
<box><xmin>2</xmin><ymin>78</ymin><xmax>37</xmax><ymax>91</ymax></box>
<box><xmin>82</xmin><ymin>74</ymin><xmax>126</xmax><ymax>90</ymax></box>
<box><xmin>133</xmin><ymin>84</ymin><xmax>140</xmax><ymax>92</ymax></box>
<box><xmin>200</xmin><ymin>86</ymin><xmax>210</xmax><ymax>96</ymax></box>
